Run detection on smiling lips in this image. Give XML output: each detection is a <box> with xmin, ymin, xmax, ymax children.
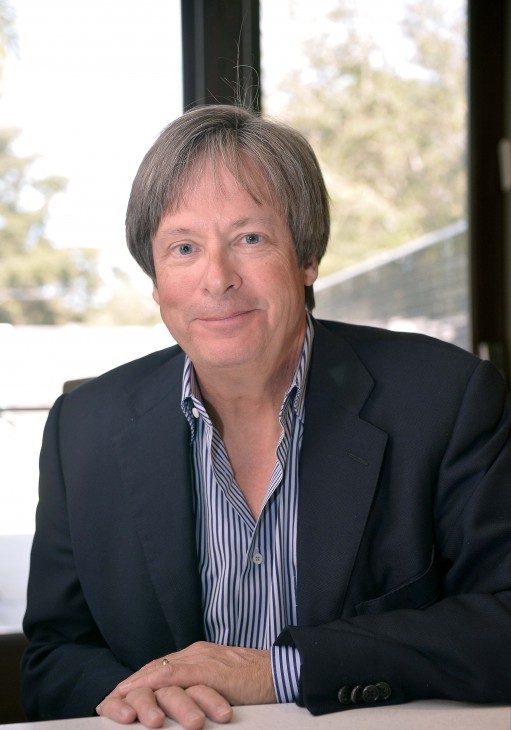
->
<box><xmin>197</xmin><ymin>309</ymin><xmax>256</xmax><ymax>323</ymax></box>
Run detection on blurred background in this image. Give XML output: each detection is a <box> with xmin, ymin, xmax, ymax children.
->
<box><xmin>1</xmin><ymin>0</ymin><xmax>507</xmax><ymax>641</ymax></box>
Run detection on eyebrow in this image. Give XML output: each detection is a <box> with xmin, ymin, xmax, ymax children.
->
<box><xmin>229</xmin><ymin>216</ymin><xmax>271</xmax><ymax>229</ymax></box>
<box><xmin>156</xmin><ymin>226</ymin><xmax>194</xmax><ymax>237</ymax></box>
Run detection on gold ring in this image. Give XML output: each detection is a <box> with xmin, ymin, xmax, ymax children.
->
<box><xmin>162</xmin><ymin>657</ymin><xmax>170</xmax><ymax>666</ymax></box>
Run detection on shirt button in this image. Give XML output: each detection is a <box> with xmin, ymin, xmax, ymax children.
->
<box><xmin>192</xmin><ymin>407</ymin><xmax>199</xmax><ymax>418</ymax></box>
<box><xmin>252</xmin><ymin>551</ymin><xmax>263</xmax><ymax>565</ymax></box>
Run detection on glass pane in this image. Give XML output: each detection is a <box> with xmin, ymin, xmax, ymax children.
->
<box><xmin>261</xmin><ymin>0</ymin><xmax>468</xmax><ymax>348</ymax></box>
<box><xmin>0</xmin><ymin>0</ymin><xmax>182</xmax><ymax>631</ymax></box>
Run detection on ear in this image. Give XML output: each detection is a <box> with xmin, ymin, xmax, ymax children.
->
<box><xmin>152</xmin><ymin>284</ymin><xmax>160</xmax><ymax>305</ymax></box>
<box><xmin>303</xmin><ymin>256</ymin><xmax>319</xmax><ymax>286</ymax></box>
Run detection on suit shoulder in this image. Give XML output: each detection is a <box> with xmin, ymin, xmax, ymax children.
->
<box><xmin>313</xmin><ymin>318</ymin><xmax>498</xmax><ymax>394</ymax></box>
<box><xmin>316</xmin><ymin>318</ymin><xmax>479</xmax><ymax>366</ymax></box>
<box><xmin>60</xmin><ymin>343</ymin><xmax>184</xmax><ymax>404</ymax></box>
<box><xmin>313</xmin><ymin>319</ymin><xmax>508</xmax><ymax>424</ymax></box>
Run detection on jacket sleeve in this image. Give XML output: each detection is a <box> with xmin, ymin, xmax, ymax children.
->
<box><xmin>277</xmin><ymin>359</ymin><xmax>511</xmax><ymax>714</ymax></box>
<box><xmin>22</xmin><ymin>395</ymin><xmax>132</xmax><ymax>720</ymax></box>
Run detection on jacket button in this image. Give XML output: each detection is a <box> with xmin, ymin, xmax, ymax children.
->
<box><xmin>376</xmin><ymin>681</ymin><xmax>392</xmax><ymax>700</ymax></box>
<box><xmin>337</xmin><ymin>686</ymin><xmax>352</xmax><ymax>704</ymax></box>
<box><xmin>350</xmin><ymin>684</ymin><xmax>364</xmax><ymax>703</ymax></box>
<box><xmin>362</xmin><ymin>684</ymin><xmax>379</xmax><ymax>703</ymax></box>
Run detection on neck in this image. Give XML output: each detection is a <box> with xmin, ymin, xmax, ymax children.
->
<box><xmin>194</xmin><ymin>334</ymin><xmax>305</xmax><ymax>432</ymax></box>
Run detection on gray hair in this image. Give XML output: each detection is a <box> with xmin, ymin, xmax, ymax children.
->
<box><xmin>125</xmin><ymin>104</ymin><xmax>330</xmax><ymax>310</ymax></box>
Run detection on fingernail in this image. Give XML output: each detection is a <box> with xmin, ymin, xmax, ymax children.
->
<box><xmin>149</xmin><ymin>709</ymin><xmax>164</xmax><ymax>721</ymax></box>
<box><xmin>186</xmin><ymin>711</ymin><xmax>205</xmax><ymax>725</ymax></box>
<box><xmin>217</xmin><ymin>706</ymin><xmax>233</xmax><ymax>720</ymax></box>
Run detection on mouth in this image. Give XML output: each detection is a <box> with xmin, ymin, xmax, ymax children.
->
<box><xmin>198</xmin><ymin>309</ymin><xmax>255</xmax><ymax>322</ymax></box>
<box><xmin>193</xmin><ymin>309</ymin><xmax>259</xmax><ymax>332</ymax></box>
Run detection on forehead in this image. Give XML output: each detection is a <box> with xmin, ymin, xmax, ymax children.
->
<box><xmin>169</xmin><ymin>154</ymin><xmax>282</xmax><ymax>217</ymax></box>
<box><xmin>154</xmin><ymin>163</ymin><xmax>293</xmax><ymax>244</ymax></box>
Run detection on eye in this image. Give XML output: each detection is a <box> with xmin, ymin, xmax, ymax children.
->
<box><xmin>176</xmin><ymin>243</ymin><xmax>195</xmax><ymax>256</ymax></box>
<box><xmin>242</xmin><ymin>233</ymin><xmax>262</xmax><ymax>245</ymax></box>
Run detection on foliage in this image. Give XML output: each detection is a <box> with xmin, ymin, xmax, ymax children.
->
<box><xmin>270</xmin><ymin>0</ymin><xmax>466</xmax><ymax>275</ymax></box>
<box><xmin>0</xmin><ymin>1</ymin><xmax>101</xmax><ymax>324</ymax></box>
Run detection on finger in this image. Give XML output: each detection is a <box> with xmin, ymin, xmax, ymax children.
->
<box><xmin>114</xmin><ymin>687</ymin><xmax>166</xmax><ymax>729</ymax></box>
<box><xmin>155</xmin><ymin>685</ymin><xmax>207</xmax><ymax>730</ymax></box>
<box><xmin>117</xmin><ymin>657</ymin><xmax>176</xmax><ymax>696</ymax></box>
<box><xmin>185</xmin><ymin>685</ymin><xmax>233</xmax><ymax>724</ymax></box>
<box><xmin>96</xmin><ymin>696</ymin><xmax>137</xmax><ymax>725</ymax></box>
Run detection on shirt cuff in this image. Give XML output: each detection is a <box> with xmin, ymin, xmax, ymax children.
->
<box><xmin>271</xmin><ymin>645</ymin><xmax>301</xmax><ymax>703</ymax></box>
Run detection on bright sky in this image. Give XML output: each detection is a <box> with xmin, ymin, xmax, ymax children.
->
<box><xmin>1</xmin><ymin>0</ymin><xmax>182</xmax><ymax>279</ymax></box>
<box><xmin>0</xmin><ymin>0</ymin><xmax>437</xmax><ymax>274</ymax></box>
<box><xmin>261</xmin><ymin>0</ymin><xmax>412</xmax><ymax>100</ymax></box>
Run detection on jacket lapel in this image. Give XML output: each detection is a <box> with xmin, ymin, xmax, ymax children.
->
<box><xmin>112</xmin><ymin>349</ymin><xmax>205</xmax><ymax>650</ymax></box>
<box><xmin>111</xmin><ymin>323</ymin><xmax>388</xmax><ymax>639</ymax></box>
<box><xmin>297</xmin><ymin>321</ymin><xmax>388</xmax><ymax>625</ymax></box>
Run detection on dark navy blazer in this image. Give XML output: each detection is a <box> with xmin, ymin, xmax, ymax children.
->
<box><xmin>22</xmin><ymin>319</ymin><xmax>511</xmax><ymax>718</ymax></box>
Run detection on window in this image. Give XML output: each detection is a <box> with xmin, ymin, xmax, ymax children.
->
<box><xmin>261</xmin><ymin>0</ymin><xmax>468</xmax><ymax>348</ymax></box>
<box><xmin>0</xmin><ymin>0</ymin><xmax>182</xmax><ymax>631</ymax></box>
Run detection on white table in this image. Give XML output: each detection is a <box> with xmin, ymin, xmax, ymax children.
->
<box><xmin>2</xmin><ymin>702</ymin><xmax>510</xmax><ymax>730</ymax></box>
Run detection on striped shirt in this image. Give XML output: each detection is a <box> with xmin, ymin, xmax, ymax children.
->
<box><xmin>180</xmin><ymin>314</ymin><xmax>314</xmax><ymax>703</ymax></box>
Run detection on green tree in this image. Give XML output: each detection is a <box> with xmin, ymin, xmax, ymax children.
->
<box><xmin>0</xmin><ymin>0</ymin><xmax>100</xmax><ymax>324</ymax></box>
<box><xmin>272</xmin><ymin>0</ymin><xmax>466</xmax><ymax>275</ymax></box>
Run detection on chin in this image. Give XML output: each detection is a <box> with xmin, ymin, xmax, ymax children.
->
<box><xmin>193</xmin><ymin>344</ymin><xmax>260</xmax><ymax>370</ymax></box>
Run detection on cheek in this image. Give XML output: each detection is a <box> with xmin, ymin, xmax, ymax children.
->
<box><xmin>153</xmin><ymin>272</ymin><xmax>196</xmax><ymax>311</ymax></box>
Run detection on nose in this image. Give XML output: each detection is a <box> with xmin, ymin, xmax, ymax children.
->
<box><xmin>202</xmin><ymin>246</ymin><xmax>241</xmax><ymax>295</ymax></box>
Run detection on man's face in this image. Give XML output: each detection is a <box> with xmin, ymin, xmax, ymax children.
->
<box><xmin>151</xmin><ymin>162</ymin><xmax>318</xmax><ymax>378</ymax></box>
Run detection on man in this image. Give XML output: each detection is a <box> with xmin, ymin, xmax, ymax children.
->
<box><xmin>22</xmin><ymin>105</ymin><xmax>511</xmax><ymax>728</ymax></box>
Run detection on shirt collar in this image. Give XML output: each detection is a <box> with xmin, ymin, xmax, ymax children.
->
<box><xmin>181</xmin><ymin>313</ymin><xmax>314</xmax><ymax>438</ymax></box>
